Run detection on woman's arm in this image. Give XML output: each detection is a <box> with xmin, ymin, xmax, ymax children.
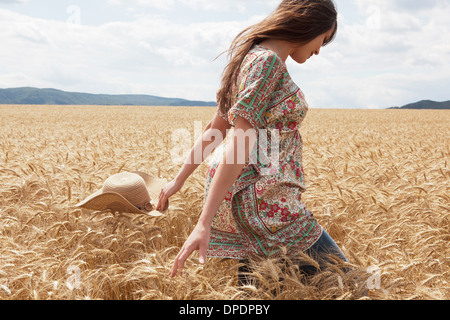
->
<box><xmin>156</xmin><ymin>112</ymin><xmax>231</xmax><ymax>211</ymax></box>
<box><xmin>170</xmin><ymin>116</ymin><xmax>256</xmax><ymax>277</ymax></box>
<box><xmin>174</xmin><ymin>112</ymin><xmax>231</xmax><ymax>184</ymax></box>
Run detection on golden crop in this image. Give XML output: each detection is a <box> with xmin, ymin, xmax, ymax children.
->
<box><xmin>0</xmin><ymin>105</ymin><xmax>448</xmax><ymax>300</ymax></box>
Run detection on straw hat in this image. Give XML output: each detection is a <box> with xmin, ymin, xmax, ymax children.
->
<box><xmin>75</xmin><ymin>171</ymin><xmax>168</xmax><ymax>217</ymax></box>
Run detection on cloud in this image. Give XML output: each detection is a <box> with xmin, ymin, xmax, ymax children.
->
<box><xmin>1</xmin><ymin>1</ymin><xmax>449</xmax><ymax>108</ymax></box>
<box><xmin>107</xmin><ymin>0</ymin><xmax>175</xmax><ymax>11</ymax></box>
<box><xmin>0</xmin><ymin>0</ymin><xmax>27</xmax><ymax>3</ymax></box>
<box><xmin>351</xmin><ymin>0</ymin><xmax>445</xmax><ymax>13</ymax></box>
<box><xmin>0</xmin><ymin>7</ymin><xmax>254</xmax><ymax>101</ymax></box>
<box><xmin>287</xmin><ymin>0</ymin><xmax>450</xmax><ymax>108</ymax></box>
<box><xmin>14</xmin><ymin>22</ymin><xmax>50</xmax><ymax>44</ymax></box>
<box><xmin>106</xmin><ymin>0</ymin><xmax>279</xmax><ymax>13</ymax></box>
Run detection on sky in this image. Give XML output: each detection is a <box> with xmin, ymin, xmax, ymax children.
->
<box><xmin>0</xmin><ymin>0</ymin><xmax>449</xmax><ymax>109</ymax></box>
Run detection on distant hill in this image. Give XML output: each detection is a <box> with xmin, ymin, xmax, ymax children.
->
<box><xmin>389</xmin><ymin>100</ymin><xmax>450</xmax><ymax>110</ymax></box>
<box><xmin>0</xmin><ymin>87</ymin><xmax>217</xmax><ymax>107</ymax></box>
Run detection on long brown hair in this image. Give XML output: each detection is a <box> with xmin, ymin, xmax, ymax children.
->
<box><xmin>216</xmin><ymin>0</ymin><xmax>338</xmax><ymax>114</ymax></box>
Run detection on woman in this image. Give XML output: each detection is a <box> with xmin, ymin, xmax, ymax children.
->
<box><xmin>156</xmin><ymin>0</ymin><xmax>348</xmax><ymax>279</ymax></box>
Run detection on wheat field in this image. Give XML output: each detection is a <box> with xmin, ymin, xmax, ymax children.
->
<box><xmin>0</xmin><ymin>105</ymin><xmax>448</xmax><ymax>300</ymax></box>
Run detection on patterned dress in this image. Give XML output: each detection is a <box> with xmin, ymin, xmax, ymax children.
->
<box><xmin>204</xmin><ymin>44</ymin><xmax>323</xmax><ymax>260</ymax></box>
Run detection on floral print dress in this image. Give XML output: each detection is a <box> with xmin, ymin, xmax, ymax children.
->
<box><xmin>204</xmin><ymin>44</ymin><xmax>323</xmax><ymax>260</ymax></box>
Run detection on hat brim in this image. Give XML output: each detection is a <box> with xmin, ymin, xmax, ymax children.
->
<box><xmin>75</xmin><ymin>171</ymin><xmax>169</xmax><ymax>217</ymax></box>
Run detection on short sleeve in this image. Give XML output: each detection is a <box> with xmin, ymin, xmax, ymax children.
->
<box><xmin>228</xmin><ymin>51</ymin><xmax>283</xmax><ymax>129</ymax></box>
<box><xmin>217</xmin><ymin>107</ymin><xmax>229</xmax><ymax>122</ymax></box>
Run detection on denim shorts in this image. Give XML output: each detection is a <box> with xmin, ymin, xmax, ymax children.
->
<box><xmin>300</xmin><ymin>229</ymin><xmax>349</xmax><ymax>276</ymax></box>
<box><xmin>307</xmin><ymin>229</ymin><xmax>348</xmax><ymax>263</ymax></box>
<box><xmin>238</xmin><ymin>230</ymin><xmax>349</xmax><ymax>285</ymax></box>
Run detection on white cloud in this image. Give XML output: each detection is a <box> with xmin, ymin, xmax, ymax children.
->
<box><xmin>0</xmin><ymin>0</ymin><xmax>449</xmax><ymax>108</ymax></box>
<box><xmin>351</xmin><ymin>0</ymin><xmax>445</xmax><ymax>13</ymax></box>
<box><xmin>106</xmin><ymin>0</ymin><xmax>279</xmax><ymax>13</ymax></box>
<box><xmin>286</xmin><ymin>0</ymin><xmax>450</xmax><ymax>108</ymax></box>
<box><xmin>0</xmin><ymin>0</ymin><xmax>27</xmax><ymax>3</ymax></box>
<box><xmin>108</xmin><ymin>0</ymin><xmax>175</xmax><ymax>11</ymax></box>
<box><xmin>0</xmin><ymin>8</ymin><xmax>253</xmax><ymax>100</ymax></box>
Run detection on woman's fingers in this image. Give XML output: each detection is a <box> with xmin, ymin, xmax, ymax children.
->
<box><xmin>157</xmin><ymin>186</ymin><xmax>171</xmax><ymax>211</ymax></box>
<box><xmin>170</xmin><ymin>246</ymin><xmax>191</xmax><ymax>277</ymax></box>
<box><xmin>157</xmin><ymin>179</ymin><xmax>182</xmax><ymax>211</ymax></box>
<box><xmin>169</xmin><ymin>248</ymin><xmax>181</xmax><ymax>277</ymax></box>
<box><xmin>156</xmin><ymin>191</ymin><xmax>165</xmax><ymax>211</ymax></box>
<box><xmin>170</xmin><ymin>251</ymin><xmax>182</xmax><ymax>277</ymax></box>
<box><xmin>169</xmin><ymin>223</ymin><xmax>210</xmax><ymax>277</ymax></box>
<box><xmin>198</xmin><ymin>242</ymin><xmax>207</xmax><ymax>265</ymax></box>
<box><xmin>170</xmin><ymin>239</ymin><xmax>203</xmax><ymax>277</ymax></box>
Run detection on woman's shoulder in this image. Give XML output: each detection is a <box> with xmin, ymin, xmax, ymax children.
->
<box><xmin>244</xmin><ymin>44</ymin><xmax>285</xmax><ymax>74</ymax></box>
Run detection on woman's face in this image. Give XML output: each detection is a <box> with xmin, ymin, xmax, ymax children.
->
<box><xmin>290</xmin><ymin>29</ymin><xmax>335</xmax><ymax>64</ymax></box>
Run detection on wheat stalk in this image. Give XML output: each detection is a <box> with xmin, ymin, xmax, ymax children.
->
<box><xmin>0</xmin><ymin>105</ymin><xmax>448</xmax><ymax>300</ymax></box>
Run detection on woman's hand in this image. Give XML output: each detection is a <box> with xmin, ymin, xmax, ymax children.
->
<box><xmin>156</xmin><ymin>178</ymin><xmax>184</xmax><ymax>211</ymax></box>
<box><xmin>170</xmin><ymin>221</ymin><xmax>211</xmax><ymax>277</ymax></box>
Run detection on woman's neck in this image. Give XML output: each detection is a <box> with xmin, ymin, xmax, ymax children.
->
<box><xmin>258</xmin><ymin>39</ymin><xmax>293</xmax><ymax>63</ymax></box>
